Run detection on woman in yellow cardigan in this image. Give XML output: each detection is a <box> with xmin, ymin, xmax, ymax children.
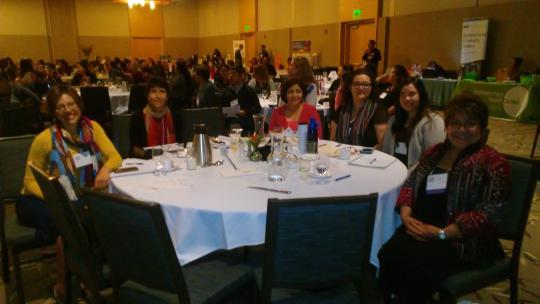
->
<box><xmin>18</xmin><ymin>85</ymin><xmax>122</xmax><ymax>242</ymax></box>
<box><xmin>17</xmin><ymin>85</ymin><xmax>121</xmax><ymax>299</ymax></box>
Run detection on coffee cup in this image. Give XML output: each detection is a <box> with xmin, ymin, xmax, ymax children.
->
<box><xmin>163</xmin><ymin>158</ymin><xmax>173</xmax><ymax>171</ymax></box>
<box><xmin>338</xmin><ymin>148</ymin><xmax>351</xmax><ymax>160</ymax></box>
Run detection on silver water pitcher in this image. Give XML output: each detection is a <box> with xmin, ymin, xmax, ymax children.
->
<box><xmin>191</xmin><ymin>124</ymin><xmax>212</xmax><ymax>166</ymax></box>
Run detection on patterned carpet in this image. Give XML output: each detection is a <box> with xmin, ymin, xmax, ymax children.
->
<box><xmin>1</xmin><ymin>117</ymin><xmax>538</xmax><ymax>303</ymax></box>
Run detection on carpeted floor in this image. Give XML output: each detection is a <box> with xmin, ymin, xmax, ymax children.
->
<box><xmin>1</xmin><ymin>117</ymin><xmax>538</xmax><ymax>304</ymax></box>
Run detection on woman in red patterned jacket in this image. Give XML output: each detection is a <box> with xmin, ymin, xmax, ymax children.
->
<box><xmin>378</xmin><ymin>93</ymin><xmax>511</xmax><ymax>304</ymax></box>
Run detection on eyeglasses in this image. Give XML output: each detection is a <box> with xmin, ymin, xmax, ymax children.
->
<box><xmin>352</xmin><ymin>82</ymin><xmax>372</xmax><ymax>89</ymax></box>
<box><xmin>447</xmin><ymin>120</ymin><xmax>480</xmax><ymax>129</ymax></box>
<box><xmin>55</xmin><ymin>102</ymin><xmax>79</xmax><ymax>113</ymax></box>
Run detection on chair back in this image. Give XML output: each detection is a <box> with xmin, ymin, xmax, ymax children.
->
<box><xmin>177</xmin><ymin>107</ymin><xmax>225</xmax><ymax>142</ymax></box>
<box><xmin>262</xmin><ymin>194</ymin><xmax>378</xmax><ymax>297</ymax></box>
<box><xmin>1</xmin><ymin>102</ymin><xmax>40</xmax><ymax>136</ymax></box>
<box><xmin>80</xmin><ymin>86</ymin><xmax>113</xmax><ymax>137</ymax></box>
<box><xmin>0</xmin><ymin>135</ymin><xmax>34</xmax><ymax>201</ymax></box>
<box><xmin>82</xmin><ymin>189</ymin><xmax>189</xmax><ymax>303</ymax></box>
<box><xmin>80</xmin><ymin>86</ymin><xmax>112</xmax><ymax>116</ymax></box>
<box><xmin>112</xmin><ymin>114</ymin><xmax>132</xmax><ymax>158</ymax></box>
<box><xmin>499</xmin><ymin>155</ymin><xmax>537</xmax><ymax>242</ymax></box>
<box><xmin>128</xmin><ymin>85</ymin><xmax>146</xmax><ymax>113</ymax></box>
<box><xmin>28</xmin><ymin>163</ymin><xmax>103</xmax><ymax>294</ymax></box>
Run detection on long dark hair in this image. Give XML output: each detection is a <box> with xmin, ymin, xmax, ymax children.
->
<box><xmin>391</xmin><ymin>77</ymin><xmax>431</xmax><ymax>135</ymax></box>
<box><xmin>342</xmin><ymin>68</ymin><xmax>378</xmax><ymax>112</ymax></box>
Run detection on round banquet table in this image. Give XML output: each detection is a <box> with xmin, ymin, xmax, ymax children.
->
<box><xmin>110</xmin><ymin>140</ymin><xmax>408</xmax><ymax>268</ymax></box>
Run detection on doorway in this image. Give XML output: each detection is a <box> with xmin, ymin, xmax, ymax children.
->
<box><xmin>341</xmin><ymin>20</ymin><xmax>377</xmax><ymax>67</ymax></box>
<box><xmin>240</xmin><ymin>32</ymin><xmax>256</xmax><ymax>64</ymax></box>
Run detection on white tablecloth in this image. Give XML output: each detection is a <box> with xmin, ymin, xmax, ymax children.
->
<box><xmin>110</xmin><ymin>140</ymin><xmax>407</xmax><ymax>268</ymax></box>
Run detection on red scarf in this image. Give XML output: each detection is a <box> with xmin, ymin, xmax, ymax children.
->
<box><xmin>143</xmin><ymin>105</ymin><xmax>177</xmax><ymax>146</ymax></box>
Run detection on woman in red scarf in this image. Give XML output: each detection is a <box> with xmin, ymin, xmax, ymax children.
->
<box><xmin>130</xmin><ymin>76</ymin><xmax>180</xmax><ymax>158</ymax></box>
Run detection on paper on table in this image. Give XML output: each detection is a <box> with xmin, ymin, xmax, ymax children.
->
<box><xmin>219</xmin><ymin>163</ymin><xmax>260</xmax><ymax>178</ymax></box>
<box><xmin>222</xmin><ymin>103</ymin><xmax>242</xmax><ymax>118</ymax></box>
<box><xmin>348</xmin><ymin>154</ymin><xmax>396</xmax><ymax>168</ymax></box>
<box><xmin>122</xmin><ymin>178</ymin><xmax>195</xmax><ymax>193</ymax></box>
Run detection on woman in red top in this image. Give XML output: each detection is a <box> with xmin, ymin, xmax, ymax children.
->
<box><xmin>269</xmin><ymin>77</ymin><xmax>322</xmax><ymax>138</ymax></box>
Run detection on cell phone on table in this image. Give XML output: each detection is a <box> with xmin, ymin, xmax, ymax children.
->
<box><xmin>114</xmin><ymin>167</ymin><xmax>139</xmax><ymax>174</ymax></box>
<box><xmin>360</xmin><ymin>148</ymin><xmax>374</xmax><ymax>154</ymax></box>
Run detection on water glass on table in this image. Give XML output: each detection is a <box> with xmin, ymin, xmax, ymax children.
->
<box><xmin>152</xmin><ymin>146</ymin><xmax>164</xmax><ymax>175</ymax></box>
<box><xmin>229</xmin><ymin>124</ymin><xmax>243</xmax><ymax>151</ymax></box>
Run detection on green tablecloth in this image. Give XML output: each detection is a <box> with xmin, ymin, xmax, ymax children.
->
<box><xmin>453</xmin><ymin>81</ymin><xmax>539</xmax><ymax>123</ymax></box>
<box><xmin>422</xmin><ymin>78</ymin><xmax>458</xmax><ymax>109</ymax></box>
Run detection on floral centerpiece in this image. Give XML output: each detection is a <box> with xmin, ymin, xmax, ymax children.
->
<box><xmin>247</xmin><ymin>133</ymin><xmax>263</xmax><ymax>161</ymax></box>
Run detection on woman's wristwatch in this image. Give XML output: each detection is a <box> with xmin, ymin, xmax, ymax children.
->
<box><xmin>438</xmin><ymin>228</ymin><xmax>447</xmax><ymax>240</ymax></box>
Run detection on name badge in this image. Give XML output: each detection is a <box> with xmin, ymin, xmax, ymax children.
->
<box><xmin>72</xmin><ymin>151</ymin><xmax>93</xmax><ymax>168</ymax></box>
<box><xmin>426</xmin><ymin>172</ymin><xmax>448</xmax><ymax>195</ymax></box>
<box><xmin>230</xmin><ymin>99</ymin><xmax>239</xmax><ymax>107</ymax></box>
<box><xmin>379</xmin><ymin>92</ymin><xmax>388</xmax><ymax>99</ymax></box>
<box><xmin>395</xmin><ymin>142</ymin><xmax>407</xmax><ymax>155</ymax></box>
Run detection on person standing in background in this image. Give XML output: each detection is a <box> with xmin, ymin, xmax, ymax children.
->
<box><xmin>235</xmin><ymin>44</ymin><xmax>244</xmax><ymax>67</ymax></box>
<box><xmin>362</xmin><ymin>40</ymin><xmax>382</xmax><ymax>75</ymax></box>
<box><xmin>259</xmin><ymin>45</ymin><xmax>270</xmax><ymax>62</ymax></box>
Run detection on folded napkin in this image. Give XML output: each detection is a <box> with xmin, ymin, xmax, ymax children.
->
<box><xmin>348</xmin><ymin>153</ymin><xmax>396</xmax><ymax>169</ymax></box>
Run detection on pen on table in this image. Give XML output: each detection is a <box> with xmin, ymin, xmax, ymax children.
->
<box><xmin>334</xmin><ymin>174</ymin><xmax>351</xmax><ymax>182</ymax></box>
<box><xmin>318</xmin><ymin>143</ymin><xmax>327</xmax><ymax>147</ymax></box>
<box><xmin>125</xmin><ymin>162</ymin><xmax>144</xmax><ymax>165</ymax></box>
<box><xmin>369</xmin><ymin>158</ymin><xmax>377</xmax><ymax>164</ymax></box>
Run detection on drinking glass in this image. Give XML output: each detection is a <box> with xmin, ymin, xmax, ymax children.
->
<box><xmin>152</xmin><ymin>146</ymin><xmax>164</xmax><ymax>175</ymax></box>
<box><xmin>229</xmin><ymin>123</ymin><xmax>243</xmax><ymax>151</ymax></box>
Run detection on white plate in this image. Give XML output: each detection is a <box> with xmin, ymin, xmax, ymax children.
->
<box><xmin>300</xmin><ymin>153</ymin><xmax>320</xmax><ymax>161</ymax></box>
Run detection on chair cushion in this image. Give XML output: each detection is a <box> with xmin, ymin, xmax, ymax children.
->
<box><xmin>254</xmin><ymin>268</ymin><xmax>361</xmax><ymax>303</ymax></box>
<box><xmin>5</xmin><ymin>216</ymin><xmax>48</xmax><ymax>251</ymax></box>
<box><xmin>119</xmin><ymin>259</ymin><xmax>254</xmax><ymax>304</ymax></box>
<box><xmin>440</xmin><ymin>257</ymin><xmax>512</xmax><ymax>297</ymax></box>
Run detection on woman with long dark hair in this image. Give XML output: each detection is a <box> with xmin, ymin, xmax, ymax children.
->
<box><xmin>381</xmin><ymin>77</ymin><xmax>445</xmax><ymax>167</ymax></box>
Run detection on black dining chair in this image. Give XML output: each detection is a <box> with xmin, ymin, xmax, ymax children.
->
<box><xmin>29</xmin><ymin>163</ymin><xmax>110</xmax><ymax>304</ymax></box>
<box><xmin>259</xmin><ymin>194</ymin><xmax>378</xmax><ymax>303</ymax></box>
<box><xmin>128</xmin><ymin>84</ymin><xmax>147</xmax><ymax>113</ymax></box>
<box><xmin>82</xmin><ymin>189</ymin><xmax>256</xmax><ymax>304</ymax></box>
<box><xmin>0</xmin><ymin>102</ymin><xmax>41</xmax><ymax>136</ymax></box>
<box><xmin>0</xmin><ymin>135</ymin><xmax>55</xmax><ymax>304</ymax></box>
<box><xmin>79</xmin><ymin>86</ymin><xmax>113</xmax><ymax>137</ymax></box>
<box><xmin>438</xmin><ymin>155</ymin><xmax>538</xmax><ymax>304</ymax></box>
<box><xmin>112</xmin><ymin>113</ymin><xmax>132</xmax><ymax>158</ymax></box>
<box><xmin>177</xmin><ymin>107</ymin><xmax>225</xmax><ymax>143</ymax></box>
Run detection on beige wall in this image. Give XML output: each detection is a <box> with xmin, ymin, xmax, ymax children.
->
<box><xmin>385</xmin><ymin>0</ymin><xmax>540</xmax><ymax>75</ymax></box>
<box><xmin>256</xmin><ymin>28</ymin><xmax>291</xmax><ymax>67</ymax></box>
<box><xmin>47</xmin><ymin>0</ymin><xmax>79</xmax><ymax>62</ymax></box>
<box><xmin>198</xmin><ymin>0</ymin><xmax>240</xmax><ymax>37</ymax></box>
<box><xmin>163</xmin><ymin>0</ymin><xmax>199</xmax><ymax>38</ymax></box>
<box><xmin>0</xmin><ymin>0</ymin><xmax>49</xmax><ymax>60</ymax></box>
<box><xmin>198</xmin><ymin>34</ymin><xmax>241</xmax><ymax>59</ymax></box>
<box><xmin>0</xmin><ymin>0</ymin><xmax>47</xmax><ymax>35</ymax></box>
<box><xmin>292</xmin><ymin>23</ymin><xmax>341</xmax><ymax>67</ymax></box>
<box><xmin>75</xmin><ymin>0</ymin><xmax>129</xmax><ymax>37</ymax></box>
<box><xmin>164</xmin><ymin>38</ymin><xmax>198</xmax><ymax>58</ymax></box>
<box><xmin>382</xmin><ymin>0</ymin><xmax>532</xmax><ymax>16</ymax></box>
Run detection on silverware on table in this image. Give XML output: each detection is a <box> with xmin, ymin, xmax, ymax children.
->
<box><xmin>248</xmin><ymin>186</ymin><xmax>291</xmax><ymax>194</ymax></box>
<box><xmin>221</xmin><ymin>147</ymin><xmax>238</xmax><ymax>170</ymax></box>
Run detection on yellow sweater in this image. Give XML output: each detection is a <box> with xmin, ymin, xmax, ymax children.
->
<box><xmin>22</xmin><ymin>121</ymin><xmax>122</xmax><ymax>199</ymax></box>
